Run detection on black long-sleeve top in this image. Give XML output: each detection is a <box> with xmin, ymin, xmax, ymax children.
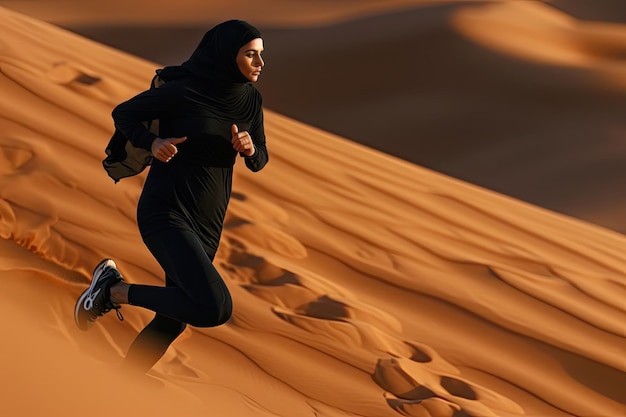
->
<box><xmin>112</xmin><ymin>78</ymin><xmax>268</xmax><ymax>255</ymax></box>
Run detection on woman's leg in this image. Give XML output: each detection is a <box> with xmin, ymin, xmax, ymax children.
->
<box><xmin>121</xmin><ymin>276</ymin><xmax>187</xmax><ymax>374</ymax></box>
<box><xmin>124</xmin><ymin>228</ymin><xmax>232</xmax><ymax>327</ymax></box>
<box><xmin>122</xmin><ymin>314</ymin><xmax>187</xmax><ymax>374</ymax></box>
<box><xmin>116</xmin><ymin>228</ymin><xmax>231</xmax><ymax>372</ymax></box>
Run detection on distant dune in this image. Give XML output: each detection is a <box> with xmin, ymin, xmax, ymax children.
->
<box><xmin>3</xmin><ymin>0</ymin><xmax>625</xmax><ymax>233</ymax></box>
<box><xmin>0</xmin><ymin>4</ymin><xmax>624</xmax><ymax>417</ymax></box>
<box><xmin>33</xmin><ymin>0</ymin><xmax>626</xmax><ymax>234</ymax></box>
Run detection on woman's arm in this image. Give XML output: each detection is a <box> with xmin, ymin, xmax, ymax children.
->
<box><xmin>242</xmin><ymin>107</ymin><xmax>268</xmax><ymax>172</ymax></box>
<box><xmin>112</xmin><ymin>85</ymin><xmax>179</xmax><ymax>151</ymax></box>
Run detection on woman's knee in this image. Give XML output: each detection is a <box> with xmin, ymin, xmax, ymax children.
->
<box><xmin>191</xmin><ymin>281</ymin><xmax>233</xmax><ymax>326</ymax></box>
<box><xmin>192</xmin><ymin>300</ymin><xmax>232</xmax><ymax>328</ymax></box>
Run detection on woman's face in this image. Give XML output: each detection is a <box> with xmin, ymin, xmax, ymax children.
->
<box><xmin>236</xmin><ymin>38</ymin><xmax>264</xmax><ymax>82</ymax></box>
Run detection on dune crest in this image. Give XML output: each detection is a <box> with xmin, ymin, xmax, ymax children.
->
<box><xmin>0</xmin><ymin>6</ymin><xmax>624</xmax><ymax>417</ymax></box>
<box><xmin>452</xmin><ymin>2</ymin><xmax>626</xmax><ymax>87</ymax></box>
<box><xmin>0</xmin><ymin>0</ymin><xmax>439</xmax><ymax>26</ymax></box>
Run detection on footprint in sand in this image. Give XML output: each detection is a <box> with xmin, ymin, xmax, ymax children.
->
<box><xmin>0</xmin><ymin>143</ymin><xmax>33</xmax><ymax>176</ymax></box>
<box><xmin>43</xmin><ymin>61</ymin><xmax>122</xmax><ymax>103</ymax></box>
<box><xmin>46</xmin><ymin>61</ymin><xmax>101</xmax><ymax>85</ymax></box>
<box><xmin>219</xmin><ymin>212</ymin><xmax>522</xmax><ymax>416</ymax></box>
<box><xmin>373</xmin><ymin>357</ymin><xmax>523</xmax><ymax>417</ymax></box>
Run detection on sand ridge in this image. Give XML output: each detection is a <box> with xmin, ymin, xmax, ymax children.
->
<box><xmin>5</xmin><ymin>0</ymin><xmax>626</xmax><ymax>233</ymax></box>
<box><xmin>0</xmin><ymin>5</ymin><xmax>624</xmax><ymax>417</ymax></box>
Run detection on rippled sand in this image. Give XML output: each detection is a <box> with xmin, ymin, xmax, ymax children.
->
<box><xmin>0</xmin><ymin>4</ymin><xmax>624</xmax><ymax>417</ymax></box>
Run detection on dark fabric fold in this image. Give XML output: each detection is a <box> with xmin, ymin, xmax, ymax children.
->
<box><xmin>103</xmin><ymin>20</ymin><xmax>264</xmax><ymax>183</ymax></box>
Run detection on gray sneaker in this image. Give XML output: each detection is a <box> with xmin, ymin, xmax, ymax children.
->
<box><xmin>74</xmin><ymin>259</ymin><xmax>124</xmax><ymax>331</ymax></box>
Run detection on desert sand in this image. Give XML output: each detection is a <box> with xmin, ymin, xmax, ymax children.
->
<box><xmin>0</xmin><ymin>2</ymin><xmax>624</xmax><ymax>417</ymax></box>
<box><xmin>18</xmin><ymin>0</ymin><xmax>625</xmax><ymax>233</ymax></box>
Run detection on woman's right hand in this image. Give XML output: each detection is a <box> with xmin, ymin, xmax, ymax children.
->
<box><xmin>151</xmin><ymin>136</ymin><xmax>187</xmax><ymax>163</ymax></box>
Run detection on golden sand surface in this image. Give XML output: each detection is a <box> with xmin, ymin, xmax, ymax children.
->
<box><xmin>0</xmin><ymin>4</ymin><xmax>624</xmax><ymax>417</ymax></box>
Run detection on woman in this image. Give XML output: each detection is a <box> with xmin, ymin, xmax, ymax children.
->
<box><xmin>74</xmin><ymin>20</ymin><xmax>268</xmax><ymax>374</ymax></box>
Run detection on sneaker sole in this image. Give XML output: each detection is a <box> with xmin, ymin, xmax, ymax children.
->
<box><xmin>74</xmin><ymin>259</ymin><xmax>117</xmax><ymax>331</ymax></box>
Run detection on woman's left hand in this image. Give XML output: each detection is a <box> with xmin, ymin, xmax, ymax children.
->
<box><xmin>231</xmin><ymin>124</ymin><xmax>256</xmax><ymax>157</ymax></box>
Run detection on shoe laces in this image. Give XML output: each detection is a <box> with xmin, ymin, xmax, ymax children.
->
<box><xmin>112</xmin><ymin>304</ymin><xmax>124</xmax><ymax>322</ymax></box>
<box><xmin>83</xmin><ymin>295</ymin><xmax>124</xmax><ymax>322</ymax></box>
<box><xmin>100</xmin><ymin>301</ymin><xmax>124</xmax><ymax>322</ymax></box>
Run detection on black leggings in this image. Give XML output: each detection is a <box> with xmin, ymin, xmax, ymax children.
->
<box><xmin>122</xmin><ymin>228</ymin><xmax>232</xmax><ymax>373</ymax></box>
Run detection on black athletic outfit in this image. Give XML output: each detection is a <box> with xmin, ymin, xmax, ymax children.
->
<box><xmin>109</xmin><ymin>20</ymin><xmax>268</xmax><ymax>373</ymax></box>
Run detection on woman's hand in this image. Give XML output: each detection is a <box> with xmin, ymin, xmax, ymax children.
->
<box><xmin>151</xmin><ymin>136</ymin><xmax>187</xmax><ymax>163</ymax></box>
<box><xmin>231</xmin><ymin>124</ymin><xmax>255</xmax><ymax>156</ymax></box>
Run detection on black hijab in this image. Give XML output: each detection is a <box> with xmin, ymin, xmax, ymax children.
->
<box><xmin>156</xmin><ymin>20</ymin><xmax>263</xmax><ymax>120</ymax></box>
<box><xmin>183</xmin><ymin>20</ymin><xmax>261</xmax><ymax>83</ymax></box>
<box><xmin>158</xmin><ymin>20</ymin><xmax>262</xmax><ymax>85</ymax></box>
<box><xmin>103</xmin><ymin>20</ymin><xmax>264</xmax><ymax>182</ymax></box>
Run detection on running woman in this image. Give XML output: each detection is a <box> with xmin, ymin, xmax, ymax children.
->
<box><xmin>74</xmin><ymin>20</ymin><xmax>268</xmax><ymax>374</ymax></box>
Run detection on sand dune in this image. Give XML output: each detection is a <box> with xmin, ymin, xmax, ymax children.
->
<box><xmin>251</xmin><ymin>2</ymin><xmax>626</xmax><ymax>234</ymax></box>
<box><xmin>0</xmin><ymin>0</ymin><xmax>429</xmax><ymax>26</ymax></box>
<box><xmin>0</xmin><ymin>5</ymin><xmax>625</xmax><ymax>417</ymax></box>
<box><xmin>3</xmin><ymin>0</ymin><xmax>625</xmax><ymax>233</ymax></box>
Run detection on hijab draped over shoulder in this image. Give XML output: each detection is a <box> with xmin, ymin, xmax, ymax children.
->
<box><xmin>157</xmin><ymin>20</ymin><xmax>262</xmax><ymax>119</ymax></box>
<box><xmin>104</xmin><ymin>20</ymin><xmax>264</xmax><ymax>182</ymax></box>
